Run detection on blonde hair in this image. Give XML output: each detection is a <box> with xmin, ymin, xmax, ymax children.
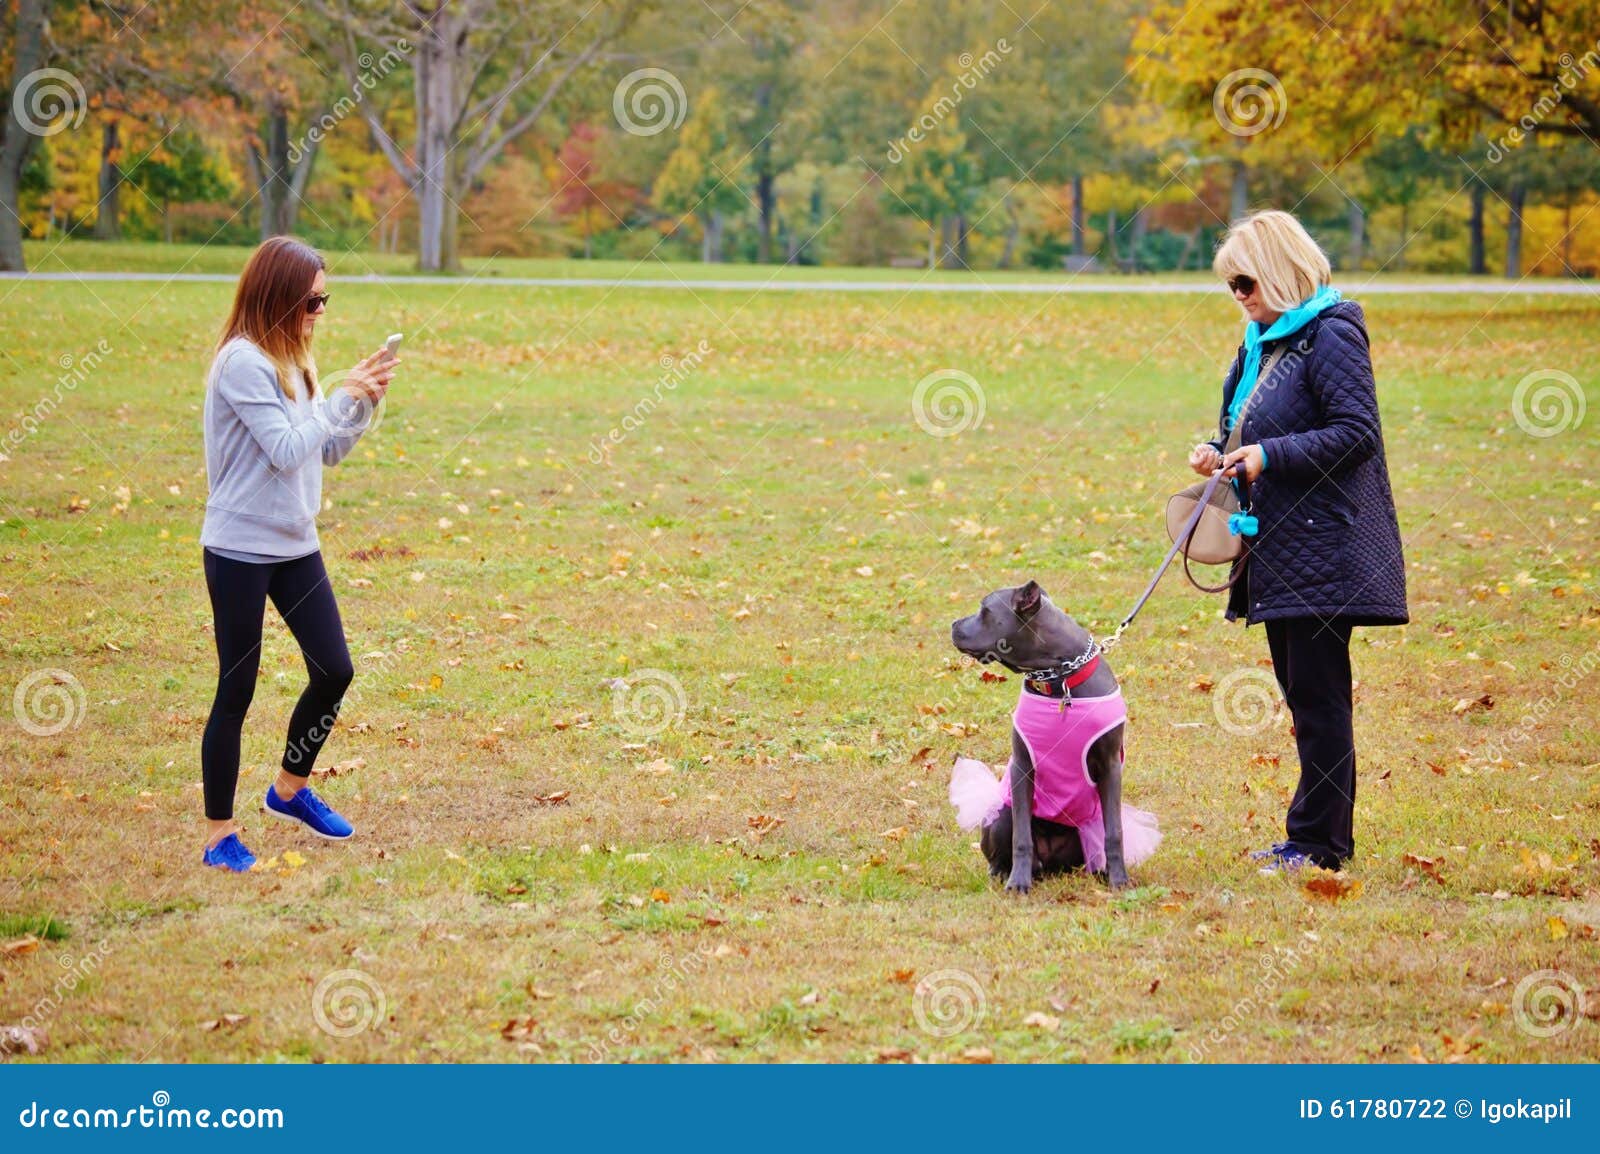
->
<box><xmin>217</xmin><ymin>237</ymin><xmax>323</xmax><ymax>398</ymax></box>
<box><xmin>1212</xmin><ymin>210</ymin><xmax>1332</xmax><ymax>314</ymax></box>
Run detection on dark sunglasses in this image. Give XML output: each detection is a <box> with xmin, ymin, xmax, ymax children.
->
<box><xmin>306</xmin><ymin>292</ymin><xmax>331</xmax><ymax>314</ymax></box>
<box><xmin>1226</xmin><ymin>275</ymin><xmax>1256</xmax><ymax>297</ymax></box>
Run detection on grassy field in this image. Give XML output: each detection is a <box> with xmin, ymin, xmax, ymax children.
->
<box><xmin>1</xmin><ymin>247</ymin><xmax>1597</xmax><ymax>1064</ymax></box>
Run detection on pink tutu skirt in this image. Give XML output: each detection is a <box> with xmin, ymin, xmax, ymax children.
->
<box><xmin>949</xmin><ymin>756</ymin><xmax>1161</xmax><ymax>873</ymax></box>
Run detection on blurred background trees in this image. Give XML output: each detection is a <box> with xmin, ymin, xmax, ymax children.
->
<box><xmin>3</xmin><ymin>0</ymin><xmax>1598</xmax><ymax>274</ymax></box>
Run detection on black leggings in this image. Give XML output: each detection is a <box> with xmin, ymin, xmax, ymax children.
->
<box><xmin>201</xmin><ymin>549</ymin><xmax>353</xmax><ymax>820</ymax></box>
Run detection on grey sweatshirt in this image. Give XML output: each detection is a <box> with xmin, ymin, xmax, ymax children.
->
<box><xmin>200</xmin><ymin>337</ymin><xmax>366</xmax><ymax>558</ymax></box>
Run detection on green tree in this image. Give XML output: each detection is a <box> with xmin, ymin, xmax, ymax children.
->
<box><xmin>652</xmin><ymin>85</ymin><xmax>747</xmax><ymax>262</ymax></box>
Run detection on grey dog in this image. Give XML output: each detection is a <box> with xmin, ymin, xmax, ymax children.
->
<box><xmin>950</xmin><ymin>580</ymin><xmax>1131</xmax><ymax>893</ymax></box>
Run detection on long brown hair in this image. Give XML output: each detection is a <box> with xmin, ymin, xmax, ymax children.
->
<box><xmin>217</xmin><ymin>236</ymin><xmax>325</xmax><ymax>398</ymax></box>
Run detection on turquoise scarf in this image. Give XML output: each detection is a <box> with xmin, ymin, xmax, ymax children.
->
<box><xmin>1225</xmin><ymin>285</ymin><xmax>1342</xmax><ymax>432</ymax></box>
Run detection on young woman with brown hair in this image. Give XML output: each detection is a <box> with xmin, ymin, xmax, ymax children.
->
<box><xmin>198</xmin><ymin>236</ymin><xmax>399</xmax><ymax>871</ymax></box>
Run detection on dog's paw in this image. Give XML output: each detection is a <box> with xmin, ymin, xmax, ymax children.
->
<box><xmin>1004</xmin><ymin>867</ymin><xmax>1033</xmax><ymax>894</ymax></box>
<box><xmin>1105</xmin><ymin>868</ymin><xmax>1131</xmax><ymax>891</ymax></box>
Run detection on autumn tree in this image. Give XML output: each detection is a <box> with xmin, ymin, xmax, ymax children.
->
<box><xmin>1</xmin><ymin>0</ymin><xmax>55</xmax><ymax>270</ymax></box>
<box><xmin>315</xmin><ymin>0</ymin><xmax>649</xmax><ymax>271</ymax></box>
<box><xmin>652</xmin><ymin>85</ymin><xmax>747</xmax><ymax>262</ymax></box>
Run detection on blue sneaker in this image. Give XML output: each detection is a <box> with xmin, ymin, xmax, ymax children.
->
<box><xmin>265</xmin><ymin>784</ymin><xmax>354</xmax><ymax>840</ymax></box>
<box><xmin>1257</xmin><ymin>846</ymin><xmax>1313</xmax><ymax>875</ymax></box>
<box><xmin>1249</xmin><ymin>840</ymin><xmax>1292</xmax><ymax>861</ymax></box>
<box><xmin>203</xmin><ymin>833</ymin><xmax>257</xmax><ymax>873</ymax></box>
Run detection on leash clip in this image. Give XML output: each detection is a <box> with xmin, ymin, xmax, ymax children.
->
<box><xmin>1228</xmin><ymin>512</ymin><xmax>1259</xmax><ymax>537</ymax></box>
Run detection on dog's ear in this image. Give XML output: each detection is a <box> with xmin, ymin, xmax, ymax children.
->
<box><xmin>1012</xmin><ymin>580</ymin><xmax>1043</xmax><ymax>618</ymax></box>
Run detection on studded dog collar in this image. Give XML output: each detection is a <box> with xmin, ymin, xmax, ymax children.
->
<box><xmin>1022</xmin><ymin>637</ymin><xmax>1102</xmax><ymax>705</ymax></box>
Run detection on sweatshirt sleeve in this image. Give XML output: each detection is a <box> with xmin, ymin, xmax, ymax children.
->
<box><xmin>319</xmin><ymin>389</ymin><xmax>369</xmax><ymax>466</ymax></box>
<box><xmin>214</xmin><ymin>347</ymin><xmax>333</xmax><ymax>472</ymax></box>
<box><xmin>1256</xmin><ymin>312</ymin><xmax>1381</xmax><ymax>482</ymax></box>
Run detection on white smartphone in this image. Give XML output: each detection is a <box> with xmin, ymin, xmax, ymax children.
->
<box><xmin>385</xmin><ymin>332</ymin><xmax>404</xmax><ymax>357</ymax></box>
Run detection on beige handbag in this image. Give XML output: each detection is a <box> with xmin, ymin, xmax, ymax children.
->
<box><xmin>1165</xmin><ymin>345</ymin><xmax>1285</xmax><ymax>586</ymax></box>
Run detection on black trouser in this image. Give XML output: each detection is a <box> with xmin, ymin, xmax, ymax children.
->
<box><xmin>1264</xmin><ymin>617</ymin><xmax>1355</xmax><ymax>869</ymax></box>
<box><xmin>201</xmin><ymin>549</ymin><xmax>353</xmax><ymax>821</ymax></box>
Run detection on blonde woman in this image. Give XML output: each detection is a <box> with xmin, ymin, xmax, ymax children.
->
<box><xmin>1188</xmin><ymin>210</ymin><xmax>1407</xmax><ymax>874</ymax></box>
<box><xmin>198</xmin><ymin>237</ymin><xmax>399</xmax><ymax>871</ymax></box>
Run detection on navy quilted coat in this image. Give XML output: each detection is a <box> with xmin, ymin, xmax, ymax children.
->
<box><xmin>1208</xmin><ymin>300</ymin><xmax>1408</xmax><ymax>626</ymax></box>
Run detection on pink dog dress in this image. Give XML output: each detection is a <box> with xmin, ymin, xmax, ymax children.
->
<box><xmin>950</xmin><ymin>685</ymin><xmax>1161</xmax><ymax>872</ymax></box>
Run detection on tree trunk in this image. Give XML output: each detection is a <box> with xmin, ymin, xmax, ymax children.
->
<box><xmin>1230</xmin><ymin>164</ymin><xmax>1249</xmax><ymax>221</ymax></box>
<box><xmin>163</xmin><ymin>199</ymin><xmax>173</xmax><ymax>243</ymax></box>
<box><xmin>1396</xmin><ymin>202</ymin><xmax>1409</xmax><ymax>271</ymax></box>
<box><xmin>263</xmin><ymin>101</ymin><xmax>292</xmax><ymax>238</ymax></box>
<box><xmin>938</xmin><ymin>214</ymin><xmax>964</xmax><ymax>269</ymax></box>
<box><xmin>415</xmin><ymin>4</ymin><xmax>454</xmax><ymax>272</ymax></box>
<box><xmin>1071</xmin><ymin>174</ymin><xmax>1085</xmax><ymax>256</ymax></box>
<box><xmin>1505</xmin><ymin>181</ymin><xmax>1526</xmax><ymax>277</ymax></box>
<box><xmin>1346</xmin><ymin>198</ymin><xmax>1364</xmax><ymax>270</ymax></box>
<box><xmin>0</xmin><ymin>0</ymin><xmax>51</xmax><ymax>272</ymax></box>
<box><xmin>1468</xmin><ymin>179</ymin><xmax>1486</xmax><ymax>274</ymax></box>
<box><xmin>253</xmin><ymin>101</ymin><xmax>314</xmax><ymax>240</ymax></box>
<box><xmin>1105</xmin><ymin>207</ymin><xmax>1118</xmax><ymax>266</ymax></box>
<box><xmin>93</xmin><ymin>119</ymin><xmax>122</xmax><ymax>240</ymax></box>
<box><xmin>997</xmin><ymin>188</ymin><xmax>1018</xmax><ymax>270</ymax></box>
<box><xmin>755</xmin><ymin>163</ymin><xmax>774</xmax><ymax>264</ymax></box>
<box><xmin>926</xmin><ymin>222</ymin><xmax>937</xmax><ymax>269</ymax></box>
<box><xmin>1563</xmin><ymin>198</ymin><xmax>1573</xmax><ymax>271</ymax></box>
<box><xmin>1127</xmin><ymin>207</ymin><xmax>1146</xmax><ymax>272</ymax></box>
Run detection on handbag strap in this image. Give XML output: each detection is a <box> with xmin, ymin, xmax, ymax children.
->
<box><xmin>1223</xmin><ymin>342</ymin><xmax>1287</xmax><ymax>455</ymax></box>
<box><xmin>1100</xmin><ymin>345</ymin><xmax>1291</xmax><ymax>651</ymax></box>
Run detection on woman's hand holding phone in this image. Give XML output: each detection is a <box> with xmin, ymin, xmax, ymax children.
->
<box><xmin>344</xmin><ymin>344</ymin><xmax>400</xmax><ymax>404</ymax></box>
